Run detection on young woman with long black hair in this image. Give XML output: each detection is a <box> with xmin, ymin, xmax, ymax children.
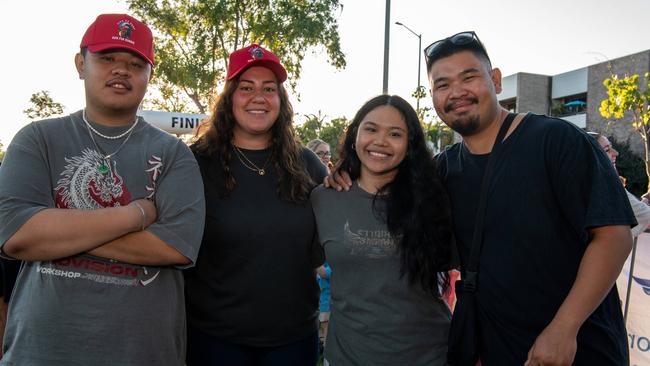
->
<box><xmin>311</xmin><ymin>94</ymin><xmax>456</xmax><ymax>365</ymax></box>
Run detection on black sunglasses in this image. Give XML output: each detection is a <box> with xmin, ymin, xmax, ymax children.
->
<box><xmin>423</xmin><ymin>31</ymin><xmax>489</xmax><ymax>68</ymax></box>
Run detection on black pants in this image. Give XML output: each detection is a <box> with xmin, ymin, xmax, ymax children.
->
<box><xmin>186</xmin><ymin>326</ymin><xmax>319</xmax><ymax>366</ymax></box>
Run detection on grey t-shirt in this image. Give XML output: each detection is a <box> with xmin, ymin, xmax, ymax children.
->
<box><xmin>311</xmin><ymin>183</ymin><xmax>451</xmax><ymax>366</ymax></box>
<box><xmin>0</xmin><ymin>110</ymin><xmax>205</xmax><ymax>366</ymax></box>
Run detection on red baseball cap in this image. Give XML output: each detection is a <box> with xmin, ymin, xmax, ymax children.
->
<box><xmin>226</xmin><ymin>44</ymin><xmax>287</xmax><ymax>82</ymax></box>
<box><xmin>80</xmin><ymin>14</ymin><xmax>155</xmax><ymax>66</ymax></box>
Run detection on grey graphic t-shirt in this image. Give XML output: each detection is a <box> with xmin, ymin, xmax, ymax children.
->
<box><xmin>0</xmin><ymin>111</ymin><xmax>205</xmax><ymax>366</ymax></box>
<box><xmin>311</xmin><ymin>183</ymin><xmax>451</xmax><ymax>366</ymax></box>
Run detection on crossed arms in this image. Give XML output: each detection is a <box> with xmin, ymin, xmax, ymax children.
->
<box><xmin>3</xmin><ymin>199</ymin><xmax>190</xmax><ymax>266</ymax></box>
<box><xmin>0</xmin><ymin>123</ymin><xmax>204</xmax><ymax>267</ymax></box>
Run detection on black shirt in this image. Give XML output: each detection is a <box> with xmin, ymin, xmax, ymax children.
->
<box><xmin>186</xmin><ymin>146</ymin><xmax>327</xmax><ymax>347</ymax></box>
<box><xmin>438</xmin><ymin>114</ymin><xmax>635</xmax><ymax>365</ymax></box>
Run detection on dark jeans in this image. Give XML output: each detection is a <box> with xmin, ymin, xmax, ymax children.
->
<box><xmin>186</xmin><ymin>326</ymin><xmax>319</xmax><ymax>366</ymax></box>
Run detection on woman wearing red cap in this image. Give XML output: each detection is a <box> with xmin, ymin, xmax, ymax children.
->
<box><xmin>185</xmin><ymin>44</ymin><xmax>327</xmax><ymax>365</ymax></box>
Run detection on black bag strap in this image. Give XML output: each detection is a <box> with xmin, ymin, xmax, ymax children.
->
<box><xmin>463</xmin><ymin>113</ymin><xmax>517</xmax><ymax>291</ymax></box>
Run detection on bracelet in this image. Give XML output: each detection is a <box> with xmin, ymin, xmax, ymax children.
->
<box><xmin>133</xmin><ymin>202</ymin><xmax>146</xmax><ymax>231</ymax></box>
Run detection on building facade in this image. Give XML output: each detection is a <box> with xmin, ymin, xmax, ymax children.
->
<box><xmin>498</xmin><ymin>50</ymin><xmax>650</xmax><ymax>155</ymax></box>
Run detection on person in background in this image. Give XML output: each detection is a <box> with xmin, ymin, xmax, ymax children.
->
<box><xmin>185</xmin><ymin>44</ymin><xmax>327</xmax><ymax>366</ymax></box>
<box><xmin>588</xmin><ymin>132</ymin><xmax>650</xmax><ymax>236</ymax></box>
<box><xmin>312</xmin><ymin>94</ymin><xmax>456</xmax><ymax>365</ymax></box>
<box><xmin>315</xmin><ymin>262</ymin><xmax>331</xmax><ymax>358</ymax></box>
<box><xmin>307</xmin><ymin>138</ymin><xmax>334</xmax><ymax>359</ymax></box>
<box><xmin>307</xmin><ymin>139</ymin><xmax>333</xmax><ymax>172</ymax></box>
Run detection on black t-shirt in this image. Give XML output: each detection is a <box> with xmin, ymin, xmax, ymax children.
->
<box><xmin>185</xmin><ymin>146</ymin><xmax>327</xmax><ymax>347</ymax></box>
<box><xmin>438</xmin><ymin>114</ymin><xmax>635</xmax><ymax>365</ymax></box>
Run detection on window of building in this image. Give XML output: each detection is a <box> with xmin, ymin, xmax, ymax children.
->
<box><xmin>550</xmin><ymin>93</ymin><xmax>587</xmax><ymax>117</ymax></box>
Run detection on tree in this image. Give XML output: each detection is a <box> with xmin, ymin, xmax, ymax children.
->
<box><xmin>295</xmin><ymin>112</ymin><xmax>347</xmax><ymax>162</ymax></box>
<box><xmin>412</xmin><ymin>86</ymin><xmax>454</xmax><ymax>154</ymax></box>
<box><xmin>0</xmin><ymin>141</ymin><xmax>4</xmax><ymax>162</ymax></box>
<box><xmin>295</xmin><ymin>111</ymin><xmax>326</xmax><ymax>143</ymax></box>
<box><xmin>611</xmin><ymin>139</ymin><xmax>648</xmax><ymax>198</ymax></box>
<box><xmin>421</xmin><ymin>119</ymin><xmax>454</xmax><ymax>154</ymax></box>
<box><xmin>319</xmin><ymin>117</ymin><xmax>348</xmax><ymax>160</ymax></box>
<box><xmin>126</xmin><ymin>0</ymin><xmax>346</xmax><ymax>114</ymax></box>
<box><xmin>23</xmin><ymin>91</ymin><xmax>65</xmax><ymax>120</ymax></box>
<box><xmin>600</xmin><ymin>72</ymin><xmax>650</xmax><ymax>193</ymax></box>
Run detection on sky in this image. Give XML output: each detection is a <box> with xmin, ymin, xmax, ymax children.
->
<box><xmin>1</xmin><ymin>0</ymin><xmax>649</xmax><ymax>146</ymax></box>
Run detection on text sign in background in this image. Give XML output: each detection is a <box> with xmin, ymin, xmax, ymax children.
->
<box><xmin>138</xmin><ymin>110</ymin><xmax>208</xmax><ymax>135</ymax></box>
<box><xmin>617</xmin><ymin>233</ymin><xmax>650</xmax><ymax>365</ymax></box>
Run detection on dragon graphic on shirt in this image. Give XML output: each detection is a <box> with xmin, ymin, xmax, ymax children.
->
<box><xmin>50</xmin><ymin>148</ymin><xmax>165</xmax><ymax>286</ymax></box>
<box><xmin>55</xmin><ymin>148</ymin><xmax>131</xmax><ymax>209</ymax></box>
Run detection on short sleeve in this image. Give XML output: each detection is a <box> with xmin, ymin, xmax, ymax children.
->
<box><xmin>546</xmin><ymin>123</ymin><xmax>636</xmax><ymax>236</ymax></box>
<box><xmin>145</xmin><ymin>141</ymin><xmax>206</xmax><ymax>268</ymax></box>
<box><xmin>0</xmin><ymin>124</ymin><xmax>53</xmax><ymax>249</ymax></box>
<box><xmin>626</xmin><ymin>190</ymin><xmax>650</xmax><ymax>237</ymax></box>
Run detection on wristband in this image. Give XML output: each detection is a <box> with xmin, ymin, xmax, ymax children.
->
<box><xmin>133</xmin><ymin>202</ymin><xmax>146</xmax><ymax>231</ymax></box>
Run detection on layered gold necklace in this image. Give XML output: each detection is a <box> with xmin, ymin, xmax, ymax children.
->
<box><xmin>233</xmin><ymin>145</ymin><xmax>272</xmax><ymax>176</ymax></box>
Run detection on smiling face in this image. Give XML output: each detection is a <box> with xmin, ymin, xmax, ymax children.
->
<box><xmin>232</xmin><ymin>66</ymin><xmax>281</xmax><ymax>145</ymax></box>
<box><xmin>75</xmin><ymin>49</ymin><xmax>151</xmax><ymax>118</ymax></box>
<box><xmin>313</xmin><ymin>143</ymin><xmax>331</xmax><ymax>165</ymax></box>
<box><xmin>355</xmin><ymin>105</ymin><xmax>408</xmax><ymax>185</ymax></box>
<box><xmin>428</xmin><ymin>50</ymin><xmax>502</xmax><ymax>137</ymax></box>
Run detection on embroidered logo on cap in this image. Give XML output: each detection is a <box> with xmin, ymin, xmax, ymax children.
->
<box><xmin>111</xmin><ymin>20</ymin><xmax>136</xmax><ymax>45</ymax></box>
<box><xmin>117</xmin><ymin>20</ymin><xmax>134</xmax><ymax>39</ymax></box>
<box><xmin>249</xmin><ymin>46</ymin><xmax>264</xmax><ymax>60</ymax></box>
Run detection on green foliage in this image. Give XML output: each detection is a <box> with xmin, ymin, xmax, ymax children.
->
<box><xmin>142</xmin><ymin>78</ymin><xmax>194</xmax><ymax>113</ymax></box>
<box><xmin>600</xmin><ymin>72</ymin><xmax>650</xmax><ymax>193</ymax></box>
<box><xmin>550</xmin><ymin>100</ymin><xmax>564</xmax><ymax>117</ymax></box>
<box><xmin>411</xmin><ymin>85</ymin><xmax>426</xmax><ymax>110</ymax></box>
<box><xmin>320</xmin><ymin>117</ymin><xmax>348</xmax><ymax>159</ymax></box>
<box><xmin>421</xmin><ymin>119</ymin><xmax>454</xmax><ymax>153</ymax></box>
<box><xmin>23</xmin><ymin>91</ymin><xmax>65</xmax><ymax>120</ymax></box>
<box><xmin>295</xmin><ymin>112</ymin><xmax>348</xmax><ymax>162</ymax></box>
<box><xmin>0</xmin><ymin>141</ymin><xmax>4</xmax><ymax>162</ymax></box>
<box><xmin>295</xmin><ymin>111</ymin><xmax>326</xmax><ymax>143</ymax></box>
<box><xmin>126</xmin><ymin>0</ymin><xmax>346</xmax><ymax>113</ymax></box>
<box><xmin>411</xmin><ymin>86</ymin><xmax>454</xmax><ymax>153</ymax></box>
<box><xmin>412</xmin><ymin>85</ymin><xmax>427</xmax><ymax>100</ymax></box>
<box><xmin>600</xmin><ymin>73</ymin><xmax>650</xmax><ymax>127</ymax></box>
<box><xmin>612</xmin><ymin>139</ymin><xmax>648</xmax><ymax>197</ymax></box>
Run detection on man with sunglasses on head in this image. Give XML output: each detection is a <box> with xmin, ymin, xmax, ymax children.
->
<box><xmin>0</xmin><ymin>14</ymin><xmax>204</xmax><ymax>365</ymax></box>
<box><xmin>427</xmin><ymin>32</ymin><xmax>633</xmax><ymax>365</ymax></box>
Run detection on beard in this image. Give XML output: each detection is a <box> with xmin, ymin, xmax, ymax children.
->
<box><xmin>447</xmin><ymin>114</ymin><xmax>481</xmax><ymax>136</ymax></box>
<box><xmin>442</xmin><ymin>97</ymin><xmax>482</xmax><ymax>136</ymax></box>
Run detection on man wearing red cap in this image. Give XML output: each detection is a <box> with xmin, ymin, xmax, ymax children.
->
<box><xmin>0</xmin><ymin>14</ymin><xmax>204</xmax><ymax>365</ymax></box>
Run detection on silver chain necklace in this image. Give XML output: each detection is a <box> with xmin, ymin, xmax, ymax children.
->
<box><xmin>82</xmin><ymin>112</ymin><xmax>139</xmax><ymax>174</ymax></box>
<box><xmin>82</xmin><ymin>109</ymin><xmax>139</xmax><ymax>140</ymax></box>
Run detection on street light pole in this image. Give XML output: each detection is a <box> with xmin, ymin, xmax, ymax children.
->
<box><xmin>383</xmin><ymin>0</ymin><xmax>391</xmax><ymax>94</ymax></box>
<box><xmin>395</xmin><ymin>21</ymin><xmax>422</xmax><ymax>110</ymax></box>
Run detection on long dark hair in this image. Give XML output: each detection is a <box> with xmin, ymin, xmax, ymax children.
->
<box><xmin>194</xmin><ymin>75</ymin><xmax>313</xmax><ymax>203</ymax></box>
<box><xmin>338</xmin><ymin>95</ymin><xmax>456</xmax><ymax>296</ymax></box>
